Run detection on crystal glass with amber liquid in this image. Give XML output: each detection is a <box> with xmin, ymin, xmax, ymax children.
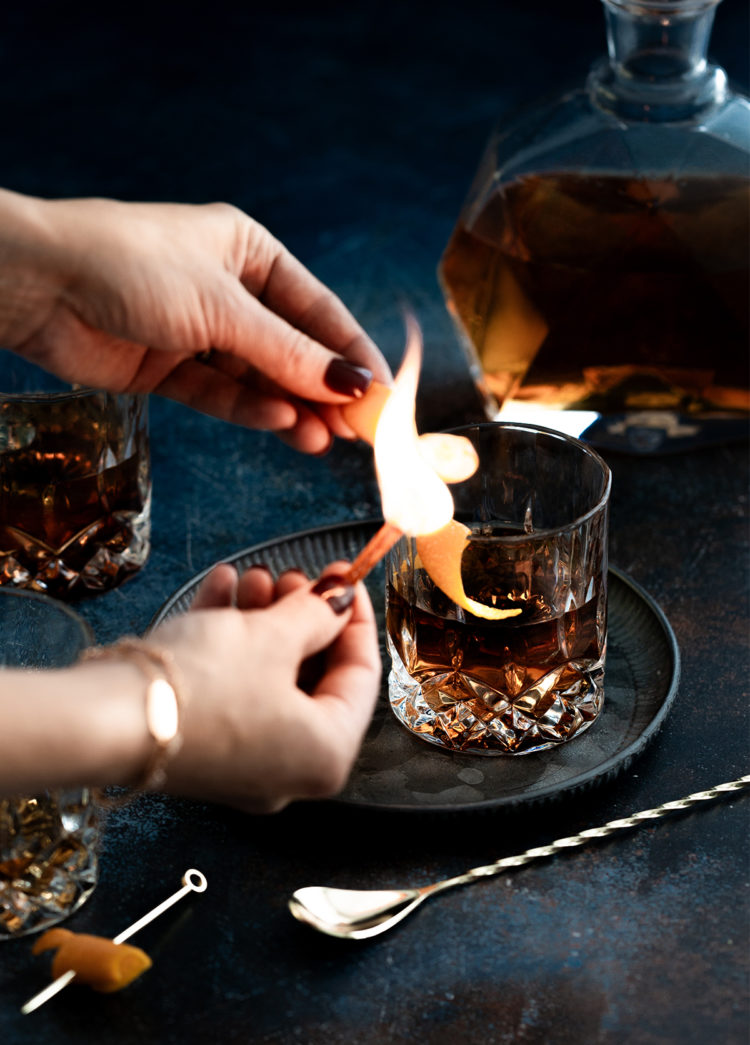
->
<box><xmin>439</xmin><ymin>0</ymin><xmax>750</xmax><ymax>453</ymax></box>
<box><xmin>386</xmin><ymin>423</ymin><xmax>611</xmax><ymax>754</ymax></box>
<box><xmin>0</xmin><ymin>588</ymin><xmax>99</xmax><ymax>938</ymax></box>
<box><xmin>0</xmin><ymin>353</ymin><xmax>151</xmax><ymax>598</ymax></box>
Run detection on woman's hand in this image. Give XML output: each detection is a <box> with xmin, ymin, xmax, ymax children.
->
<box><xmin>0</xmin><ymin>562</ymin><xmax>380</xmax><ymax>810</ymax></box>
<box><xmin>0</xmin><ymin>189</ymin><xmax>391</xmax><ymax>454</ymax></box>
<box><xmin>152</xmin><ymin>562</ymin><xmax>382</xmax><ymax>812</ymax></box>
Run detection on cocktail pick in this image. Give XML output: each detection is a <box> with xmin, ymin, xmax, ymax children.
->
<box><xmin>289</xmin><ymin>776</ymin><xmax>750</xmax><ymax>940</ymax></box>
<box><xmin>21</xmin><ymin>868</ymin><xmax>207</xmax><ymax>1014</ymax></box>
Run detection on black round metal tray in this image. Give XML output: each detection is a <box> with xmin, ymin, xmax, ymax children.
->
<box><xmin>150</xmin><ymin>519</ymin><xmax>680</xmax><ymax>813</ymax></box>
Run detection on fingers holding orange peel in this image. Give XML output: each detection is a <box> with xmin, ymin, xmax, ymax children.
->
<box><xmin>341</xmin><ymin>379</ymin><xmax>391</xmax><ymax>443</ymax></box>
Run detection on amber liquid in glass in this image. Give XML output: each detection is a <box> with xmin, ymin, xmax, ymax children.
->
<box><xmin>387</xmin><ymin>584</ymin><xmax>601</xmax><ymax>696</ymax></box>
<box><xmin>0</xmin><ymin>417</ymin><xmax>150</xmax><ymax>597</ymax></box>
<box><xmin>440</xmin><ymin>173</ymin><xmax>750</xmax><ymax>415</ymax></box>
<box><xmin>386</xmin><ymin>536</ymin><xmax>606</xmax><ymax>753</ymax></box>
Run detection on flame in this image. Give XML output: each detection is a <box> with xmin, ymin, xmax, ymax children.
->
<box><xmin>341</xmin><ymin>341</ymin><xmax>478</xmax><ymax>489</ymax></box>
<box><xmin>347</xmin><ymin>315</ymin><xmax>520</xmax><ymax>621</ymax></box>
<box><xmin>373</xmin><ymin>317</ymin><xmax>454</xmax><ymax>535</ymax></box>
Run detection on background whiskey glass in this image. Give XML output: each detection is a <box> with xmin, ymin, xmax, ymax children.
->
<box><xmin>386</xmin><ymin>422</ymin><xmax>611</xmax><ymax>755</ymax></box>
<box><xmin>0</xmin><ymin>587</ymin><xmax>99</xmax><ymax>939</ymax></box>
<box><xmin>0</xmin><ymin>352</ymin><xmax>151</xmax><ymax>599</ymax></box>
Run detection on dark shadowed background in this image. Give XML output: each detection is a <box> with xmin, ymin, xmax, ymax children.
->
<box><xmin>0</xmin><ymin>2</ymin><xmax>748</xmax><ymax>1043</ymax></box>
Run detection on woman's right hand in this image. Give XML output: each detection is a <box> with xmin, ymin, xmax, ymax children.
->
<box><xmin>153</xmin><ymin>562</ymin><xmax>382</xmax><ymax>813</ymax></box>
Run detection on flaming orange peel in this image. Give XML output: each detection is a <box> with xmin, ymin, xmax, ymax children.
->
<box><xmin>416</xmin><ymin>520</ymin><xmax>522</xmax><ymax>621</ymax></box>
<box><xmin>342</xmin><ymin>381</ymin><xmax>479</xmax><ymax>484</ymax></box>
<box><xmin>417</xmin><ymin>432</ymin><xmax>479</xmax><ymax>484</ymax></box>
<box><xmin>341</xmin><ymin>379</ymin><xmax>392</xmax><ymax>443</ymax></box>
<box><xmin>32</xmin><ymin>927</ymin><xmax>152</xmax><ymax>993</ymax></box>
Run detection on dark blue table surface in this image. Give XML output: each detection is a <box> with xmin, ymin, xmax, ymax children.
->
<box><xmin>0</xmin><ymin>2</ymin><xmax>748</xmax><ymax>1042</ymax></box>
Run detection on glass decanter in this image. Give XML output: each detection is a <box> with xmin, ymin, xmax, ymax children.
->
<box><xmin>439</xmin><ymin>0</ymin><xmax>749</xmax><ymax>453</ymax></box>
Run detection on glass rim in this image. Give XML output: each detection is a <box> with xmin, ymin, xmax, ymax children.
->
<box><xmin>441</xmin><ymin>421</ymin><xmax>612</xmax><ymax>540</ymax></box>
<box><xmin>0</xmin><ymin>385</ymin><xmax>134</xmax><ymax>404</ymax></box>
<box><xmin>601</xmin><ymin>0</ymin><xmax>721</xmax><ymax>15</ymax></box>
<box><xmin>0</xmin><ymin>586</ymin><xmax>95</xmax><ymax>644</ymax></box>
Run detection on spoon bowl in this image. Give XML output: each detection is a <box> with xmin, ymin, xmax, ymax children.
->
<box><xmin>289</xmin><ymin>886</ymin><xmax>427</xmax><ymax>940</ymax></box>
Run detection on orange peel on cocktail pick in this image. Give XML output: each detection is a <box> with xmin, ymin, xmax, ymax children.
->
<box><xmin>22</xmin><ymin>868</ymin><xmax>208</xmax><ymax>1015</ymax></box>
<box><xmin>416</xmin><ymin>519</ymin><xmax>522</xmax><ymax>621</ymax></box>
<box><xmin>32</xmin><ymin>928</ymin><xmax>152</xmax><ymax>994</ymax></box>
<box><xmin>342</xmin><ymin>381</ymin><xmax>479</xmax><ymax>484</ymax></box>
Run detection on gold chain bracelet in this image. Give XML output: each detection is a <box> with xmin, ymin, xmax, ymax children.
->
<box><xmin>81</xmin><ymin>638</ymin><xmax>185</xmax><ymax>795</ymax></box>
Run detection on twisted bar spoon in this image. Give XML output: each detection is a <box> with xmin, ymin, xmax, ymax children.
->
<box><xmin>289</xmin><ymin>775</ymin><xmax>750</xmax><ymax>940</ymax></box>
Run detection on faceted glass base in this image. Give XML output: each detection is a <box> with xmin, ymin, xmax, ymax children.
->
<box><xmin>388</xmin><ymin>641</ymin><xmax>605</xmax><ymax>755</ymax></box>
<box><xmin>0</xmin><ymin>376</ymin><xmax>151</xmax><ymax>599</ymax></box>
<box><xmin>0</xmin><ymin>499</ymin><xmax>151</xmax><ymax>599</ymax></box>
<box><xmin>0</xmin><ymin>790</ymin><xmax>99</xmax><ymax>939</ymax></box>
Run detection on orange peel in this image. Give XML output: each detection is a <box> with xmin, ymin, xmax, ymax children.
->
<box><xmin>417</xmin><ymin>432</ymin><xmax>479</xmax><ymax>484</ymax></box>
<box><xmin>344</xmin><ymin>363</ymin><xmax>512</xmax><ymax>614</ymax></box>
<box><xmin>340</xmin><ymin>379</ymin><xmax>391</xmax><ymax>443</ymax></box>
<box><xmin>342</xmin><ymin>380</ymin><xmax>479</xmax><ymax>484</ymax></box>
<box><xmin>32</xmin><ymin>927</ymin><xmax>152</xmax><ymax>993</ymax></box>
<box><xmin>416</xmin><ymin>520</ymin><xmax>522</xmax><ymax>621</ymax></box>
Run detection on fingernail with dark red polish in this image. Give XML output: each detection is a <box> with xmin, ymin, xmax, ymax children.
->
<box><xmin>324</xmin><ymin>358</ymin><xmax>372</xmax><ymax>399</ymax></box>
<box><xmin>312</xmin><ymin>575</ymin><xmax>355</xmax><ymax>614</ymax></box>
